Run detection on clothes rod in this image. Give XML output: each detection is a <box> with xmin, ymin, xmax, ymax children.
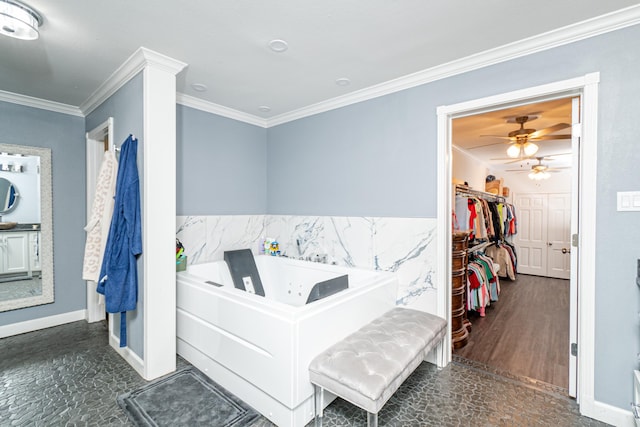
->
<box><xmin>455</xmin><ymin>185</ymin><xmax>505</xmax><ymax>202</ymax></box>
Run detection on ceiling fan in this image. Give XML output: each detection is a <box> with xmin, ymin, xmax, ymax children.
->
<box><xmin>481</xmin><ymin>115</ymin><xmax>571</xmax><ymax>158</ymax></box>
<box><xmin>506</xmin><ymin>156</ymin><xmax>569</xmax><ymax>180</ymax></box>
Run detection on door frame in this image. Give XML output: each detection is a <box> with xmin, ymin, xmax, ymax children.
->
<box><xmin>436</xmin><ymin>73</ymin><xmax>599</xmax><ymax>412</ymax></box>
<box><xmin>85</xmin><ymin>117</ymin><xmax>114</xmax><ymax>324</ymax></box>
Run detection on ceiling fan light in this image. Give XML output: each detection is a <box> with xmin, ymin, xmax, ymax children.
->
<box><xmin>0</xmin><ymin>0</ymin><xmax>42</xmax><ymax>41</ymax></box>
<box><xmin>523</xmin><ymin>141</ymin><xmax>539</xmax><ymax>156</ymax></box>
<box><xmin>506</xmin><ymin>144</ymin><xmax>521</xmax><ymax>158</ymax></box>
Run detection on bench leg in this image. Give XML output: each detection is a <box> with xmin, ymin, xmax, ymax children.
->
<box><xmin>436</xmin><ymin>339</ymin><xmax>446</xmax><ymax>369</ymax></box>
<box><xmin>314</xmin><ymin>384</ymin><xmax>324</xmax><ymax>427</ymax></box>
<box><xmin>367</xmin><ymin>411</ymin><xmax>378</xmax><ymax>427</ymax></box>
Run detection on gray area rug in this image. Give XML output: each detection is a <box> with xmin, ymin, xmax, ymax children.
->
<box><xmin>118</xmin><ymin>367</ymin><xmax>261</xmax><ymax>427</ymax></box>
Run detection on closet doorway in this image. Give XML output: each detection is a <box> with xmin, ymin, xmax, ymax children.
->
<box><xmin>449</xmin><ymin>96</ymin><xmax>578</xmax><ymax>394</ymax></box>
<box><xmin>85</xmin><ymin>117</ymin><xmax>114</xmax><ymax>324</ymax></box>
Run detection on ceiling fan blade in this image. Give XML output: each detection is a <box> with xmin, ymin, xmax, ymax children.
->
<box><xmin>505</xmin><ymin>169</ymin><xmax>529</xmax><ymax>173</ymax></box>
<box><xmin>501</xmin><ymin>158</ymin><xmax>532</xmax><ymax>164</ymax></box>
<box><xmin>466</xmin><ymin>141</ymin><xmax>510</xmax><ymax>150</ymax></box>
<box><xmin>530</xmin><ymin>123</ymin><xmax>570</xmax><ymax>138</ymax></box>
<box><xmin>529</xmin><ymin>134</ymin><xmax>571</xmax><ymax>141</ymax></box>
<box><xmin>480</xmin><ymin>135</ymin><xmax>513</xmax><ymax>139</ymax></box>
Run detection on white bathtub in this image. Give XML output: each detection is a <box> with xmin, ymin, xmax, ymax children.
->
<box><xmin>176</xmin><ymin>255</ymin><xmax>398</xmax><ymax>427</ymax></box>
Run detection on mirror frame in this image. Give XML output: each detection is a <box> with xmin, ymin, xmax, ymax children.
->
<box><xmin>0</xmin><ymin>143</ymin><xmax>53</xmax><ymax>311</ymax></box>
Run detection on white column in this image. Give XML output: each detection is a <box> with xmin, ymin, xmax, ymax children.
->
<box><xmin>140</xmin><ymin>49</ymin><xmax>187</xmax><ymax>380</ymax></box>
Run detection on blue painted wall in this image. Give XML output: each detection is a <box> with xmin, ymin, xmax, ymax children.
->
<box><xmin>0</xmin><ymin>101</ymin><xmax>85</xmax><ymax>326</ymax></box>
<box><xmin>85</xmin><ymin>73</ymin><xmax>144</xmax><ymax>358</ymax></box>
<box><xmin>177</xmin><ymin>105</ymin><xmax>267</xmax><ymax>215</ymax></box>
<box><xmin>266</xmin><ymin>24</ymin><xmax>640</xmax><ymax>409</ymax></box>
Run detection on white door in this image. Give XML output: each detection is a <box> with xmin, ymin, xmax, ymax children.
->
<box><xmin>514</xmin><ymin>194</ymin><xmax>548</xmax><ymax>276</ymax></box>
<box><xmin>547</xmin><ymin>193</ymin><xmax>571</xmax><ymax>280</ymax></box>
<box><xmin>568</xmin><ymin>96</ymin><xmax>581</xmax><ymax>398</ymax></box>
<box><xmin>85</xmin><ymin>117</ymin><xmax>114</xmax><ymax>323</ymax></box>
<box><xmin>514</xmin><ymin>192</ymin><xmax>571</xmax><ymax>278</ymax></box>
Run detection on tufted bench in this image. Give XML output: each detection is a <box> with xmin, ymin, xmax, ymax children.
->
<box><xmin>308</xmin><ymin>307</ymin><xmax>447</xmax><ymax>427</ymax></box>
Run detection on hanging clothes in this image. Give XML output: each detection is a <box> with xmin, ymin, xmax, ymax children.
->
<box><xmin>82</xmin><ymin>150</ymin><xmax>118</xmax><ymax>282</ymax></box>
<box><xmin>454</xmin><ymin>190</ymin><xmax>518</xmax><ymax>244</ymax></box>
<box><xmin>485</xmin><ymin>244</ymin><xmax>517</xmax><ymax>280</ymax></box>
<box><xmin>467</xmin><ymin>251</ymin><xmax>500</xmax><ymax>316</ymax></box>
<box><xmin>98</xmin><ymin>135</ymin><xmax>142</xmax><ymax>348</ymax></box>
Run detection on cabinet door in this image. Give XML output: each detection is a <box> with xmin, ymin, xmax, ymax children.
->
<box><xmin>4</xmin><ymin>232</ymin><xmax>29</xmax><ymax>274</ymax></box>
<box><xmin>29</xmin><ymin>231</ymin><xmax>41</xmax><ymax>272</ymax></box>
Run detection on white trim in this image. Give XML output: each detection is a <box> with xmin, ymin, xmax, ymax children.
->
<box><xmin>568</xmin><ymin>96</ymin><xmax>581</xmax><ymax>398</ymax></box>
<box><xmin>0</xmin><ymin>310</ymin><xmax>86</xmax><ymax>339</ymax></box>
<box><xmin>580</xmin><ymin>400</ymin><xmax>635</xmax><ymax>427</ymax></box>
<box><xmin>1</xmin><ymin>7</ymin><xmax>638</xmax><ymax>127</ymax></box>
<box><xmin>141</xmin><ymin>58</ymin><xmax>184</xmax><ymax>381</ymax></box>
<box><xmin>80</xmin><ymin>47</ymin><xmax>187</xmax><ymax>116</ymax></box>
<box><xmin>0</xmin><ymin>89</ymin><xmax>83</xmax><ymax>117</ymax></box>
<box><xmin>86</xmin><ymin>116</ymin><xmax>114</xmax><ymax>145</ymax></box>
<box><xmin>436</xmin><ymin>107</ymin><xmax>452</xmax><ymax>365</ymax></box>
<box><xmin>177</xmin><ymin>93</ymin><xmax>267</xmax><ymax>128</ymax></box>
<box><xmin>576</xmin><ymin>73</ymin><xmax>600</xmax><ymax>414</ymax></box>
<box><xmin>266</xmin><ymin>5</ymin><xmax>639</xmax><ymax>127</ymax></box>
<box><xmin>436</xmin><ymin>72</ymin><xmax>600</xmax><ymax>420</ymax></box>
<box><xmin>109</xmin><ymin>331</ymin><xmax>145</xmax><ymax>378</ymax></box>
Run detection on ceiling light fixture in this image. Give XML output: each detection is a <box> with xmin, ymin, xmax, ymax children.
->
<box><xmin>0</xmin><ymin>0</ymin><xmax>42</xmax><ymax>41</ymax></box>
<box><xmin>506</xmin><ymin>138</ymin><xmax>538</xmax><ymax>158</ymax></box>
<box><xmin>528</xmin><ymin>170</ymin><xmax>550</xmax><ymax>180</ymax></box>
<box><xmin>258</xmin><ymin>106</ymin><xmax>271</xmax><ymax>113</ymax></box>
<box><xmin>335</xmin><ymin>78</ymin><xmax>351</xmax><ymax>87</ymax></box>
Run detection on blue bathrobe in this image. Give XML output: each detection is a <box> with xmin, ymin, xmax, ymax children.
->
<box><xmin>97</xmin><ymin>135</ymin><xmax>142</xmax><ymax>347</ymax></box>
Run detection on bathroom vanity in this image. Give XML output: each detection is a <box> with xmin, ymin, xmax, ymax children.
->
<box><xmin>0</xmin><ymin>226</ymin><xmax>40</xmax><ymax>278</ymax></box>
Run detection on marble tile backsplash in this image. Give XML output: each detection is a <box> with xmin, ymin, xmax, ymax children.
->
<box><xmin>176</xmin><ymin>214</ymin><xmax>437</xmax><ymax>312</ymax></box>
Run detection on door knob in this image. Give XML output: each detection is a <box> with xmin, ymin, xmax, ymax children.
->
<box><xmin>562</xmin><ymin>248</ymin><xmax>571</xmax><ymax>254</ymax></box>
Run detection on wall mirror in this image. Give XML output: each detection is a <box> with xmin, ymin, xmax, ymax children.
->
<box><xmin>0</xmin><ymin>143</ymin><xmax>53</xmax><ymax>312</ymax></box>
<box><xmin>0</xmin><ymin>177</ymin><xmax>19</xmax><ymax>212</ymax></box>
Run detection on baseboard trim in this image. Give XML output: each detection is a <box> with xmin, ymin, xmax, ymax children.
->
<box><xmin>0</xmin><ymin>309</ymin><xmax>87</xmax><ymax>339</ymax></box>
<box><xmin>581</xmin><ymin>397</ymin><xmax>635</xmax><ymax>426</ymax></box>
<box><xmin>109</xmin><ymin>332</ymin><xmax>146</xmax><ymax>379</ymax></box>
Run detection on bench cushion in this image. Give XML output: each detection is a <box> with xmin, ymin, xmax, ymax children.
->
<box><xmin>308</xmin><ymin>307</ymin><xmax>446</xmax><ymax>414</ymax></box>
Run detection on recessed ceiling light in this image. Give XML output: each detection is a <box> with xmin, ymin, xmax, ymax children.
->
<box><xmin>335</xmin><ymin>78</ymin><xmax>351</xmax><ymax>87</ymax></box>
<box><xmin>191</xmin><ymin>83</ymin><xmax>207</xmax><ymax>92</ymax></box>
<box><xmin>268</xmin><ymin>39</ymin><xmax>288</xmax><ymax>53</ymax></box>
<box><xmin>258</xmin><ymin>106</ymin><xmax>271</xmax><ymax>113</ymax></box>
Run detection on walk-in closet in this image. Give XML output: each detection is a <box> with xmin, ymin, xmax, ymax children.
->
<box><xmin>450</xmin><ymin>97</ymin><xmax>575</xmax><ymax>392</ymax></box>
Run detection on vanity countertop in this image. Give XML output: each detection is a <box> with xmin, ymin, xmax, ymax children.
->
<box><xmin>0</xmin><ymin>223</ymin><xmax>40</xmax><ymax>232</ymax></box>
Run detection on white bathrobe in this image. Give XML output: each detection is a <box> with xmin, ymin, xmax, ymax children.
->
<box><xmin>82</xmin><ymin>150</ymin><xmax>118</xmax><ymax>282</ymax></box>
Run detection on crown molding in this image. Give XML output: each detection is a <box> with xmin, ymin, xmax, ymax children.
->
<box><xmin>80</xmin><ymin>47</ymin><xmax>187</xmax><ymax>116</ymax></box>
<box><xmin>266</xmin><ymin>4</ymin><xmax>640</xmax><ymax>127</ymax></box>
<box><xmin>0</xmin><ymin>89</ymin><xmax>83</xmax><ymax>117</ymax></box>
<box><xmin>177</xmin><ymin>93</ymin><xmax>268</xmax><ymax>128</ymax></box>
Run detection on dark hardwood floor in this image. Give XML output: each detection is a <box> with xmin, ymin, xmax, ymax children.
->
<box><xmin>454</xmin><ymin>273</ymin><xmax>570</xmax><ymax>389</ymax></box>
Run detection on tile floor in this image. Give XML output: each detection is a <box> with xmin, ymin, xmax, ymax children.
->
<box><xmin>0</xmin><ymin>320</ymin><xmax>610</xmax><ymax>426</ymax></box>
